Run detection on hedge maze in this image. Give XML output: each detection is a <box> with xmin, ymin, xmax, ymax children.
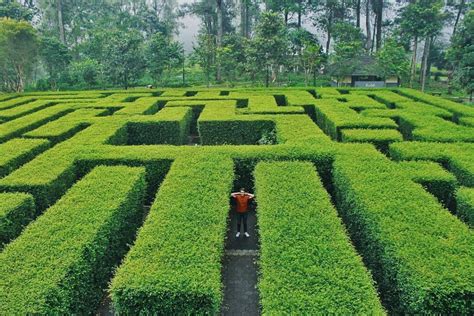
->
<box><xmin>0</xmin><ymin>88</ymin><xmax>473</xmax><ymax>314</ymax></box>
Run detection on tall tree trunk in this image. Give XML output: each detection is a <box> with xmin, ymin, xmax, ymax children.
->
<box><xmin>365</xmin><ymin>0</ymin><xmax>371</xmax><ymax>51</ymax></box>
<box><xmin>240</xmin><ymin>0</ymin><xmax>247</xmax><ymax>37</ymax></box>
<box><xmin>57</xmin><ymin>0</ymin><xmax>66</xmax><ymax>44</ymax></box>
<box><xmin>284</xmin><ymin>8</ymin><xmax>289</xmax><ymax>25</ymax></box>
<box><xmin>297</xmin><ymin>0</ymin><xmax>302</xmax><ymax>28</ymax></box>
<box><xmin>421</xmin><ymin>37</ymin><xmax>431</xmax><ymax>92</ymax></box>
<box><xmin>245</xmin><ymin>0</ymin><xmax>251</xmax><ymax>37</ymax></box>
<box><xmin>410</xmin><ymin>36</ymin><xmax>418</xmax><ymax>88</ymax></box>
<box><xmin>326</xmin><ymin>16</ymin><xmax>332</xmax><ymax>53</ymax></box>
<box><xmin>452</xmin><ymin>0</ymin><xmax>466</xmax><ymax>39</ymax></box>
<box><xmin>371</xmin><ymin>16</ymin><xmax>376</xmax><ymax>53</ymax></box>
<box><xmin>375</xmin><ymin>0</ymin><xmax>382</xmax><ymax>51</ymax></box>
<box><xmin>356</xmin><ymin>0</ymin><xmax>361</xmax><ymax>28</ymax></box>
<box><xmin>216</xmin><ymin>0</ymin><xmax>223</xmax><ymax>82</ymax></box>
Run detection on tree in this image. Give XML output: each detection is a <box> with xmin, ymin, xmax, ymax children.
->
<box><xmin>216</xmin><ymin>0</ymin><xmax>223</xmax><ymax>81</ymax></box>
<box><xmin>40</xmin><ymin>36</ymin><xmax>71</xmax><ymax>90</ymax></box>
<box><xmin>372</xmin><ymin>0</ymin><xmax>384</xmax><ymax>51</ymax></box>
<box><xmin>0</xmin><ymin>0</ymin><xmax>35</xmax><ymax>21</ymax></box>
<box><xmin>217</xmin><ymin>34</ymin><xmax>247</xmax><ymax>85</ymax></box>
<box><xmin>101</xmin><ymin>29</ymin><xmax>145</xmax><ymax>89</ymax></box>
<box><xmin>399</xmin><ymin>0</ymin><xmax>446</xmax><ymax>89</ymax></box>
<box><xmin>329</xmin><ymin>22</ymin><xmax>365</xmax><ymax>83</ymax></box>
<box><xmin>193</xmin><ymin>31</ymin><xmax>216</xmax><ymax>87</ymax></box>
<box><xmin>376</xmin><ymin>38</ymin><xmax>410</xmax><ymax>83</ymax></box>
<box><xmin>310</xmin><ymin>0</ymin><xmax>348</xmax><ymax>53</ymax></box>
<box><xmin>248</xmin><ymin>12</ymin><xmax>289</xmax><ymax>86</ymax></box>
<box><xmin>447</xmin><ymin>9</ymin><xmax>473</xmax><ymax>100</ymax></box>
<box><xmin>63</xmin><ymin>58</ymin><xmax>103</xmax><ymax>89</ymax></box>
<box><xmin>145</xmin><ymin>32</ymin><xmax>183</xmax><ymax>85</ymax></box>
<box><xmin>0</xmin><ymin>18</ymin><xmax>38</xmax><ymax>92</ymax></box>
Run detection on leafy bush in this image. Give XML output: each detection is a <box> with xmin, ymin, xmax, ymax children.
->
<box><xmin>254</xmin><ymin>161</ymin><xmax>384</xmax><ymax>314</ymax></box>
<box><xmin>341</xmin><ymin>128</ymin><xmax>403</xmax><ymax>152</ymax></box>
<box><xmin>398</xmin><ymin>160</ymin><xmax>458</xmax><ymax>208</ymax></box>
<box><xmin>456</xmin><ymin>187</ymin><xmax>474</xmax><ymax>227</ymax></box>
<box><xmin>110</xmin><ymin>155</ymin><xmax>234</xmax><ymax>314</ymax></box>
<box><xmin>0</xmin><ymin>165</ymin><xmax>146</xmax><ymax>314</ymax></box>
<box><xmin>333</xmin><ymin>148</ymin><xmax>474</xmax><ymax>314</ymax></box>
<box><xmin>0</xmin><ymin>138</ymin><xmax>50</xmax><ymax>177</ymax></box>
<box><xmin>0</xmin><ymin>192</ymin><xmax>35</xmax><ymax>247</ymax></box>
<box><xmin>125</xmin><ymin>107</ymin><xmax>192</xmax><ymax>145</ymax></box>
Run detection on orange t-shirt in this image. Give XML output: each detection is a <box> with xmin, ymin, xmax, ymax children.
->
<box><xmin>234</xmin><ymin>194</ymin><xmax>252</xmax><ymax>213</ymax></box>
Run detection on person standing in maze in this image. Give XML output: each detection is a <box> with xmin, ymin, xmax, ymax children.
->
<box><xmin>231</xmin><ymin>188</ymin><xmax>254</xmax><ymax>238</ymax></box>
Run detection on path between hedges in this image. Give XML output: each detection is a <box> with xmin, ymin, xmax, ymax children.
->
<box><xmin>221</xmin><ymin>209</ymin><xmax>260</xmax><ymax>316</ymax></box>
<box><xmin>97</xmin><ymin>207</ymin><xmax>260</xmax><ymax>315</ymax></box>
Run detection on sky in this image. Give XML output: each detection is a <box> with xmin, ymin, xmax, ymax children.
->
<box><xmin>176</xmin><ymin>0</ymin><xmax>200</xmax><ymax>53</ymax></box>
<box><xmin>174</xmin><ymin>1</ymin><xmax>453</xmax><ymax>55</ymax></box>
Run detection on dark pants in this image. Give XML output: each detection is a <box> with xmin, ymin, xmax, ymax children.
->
<box><xmin>237</xmin><ymin>212</ymin><xmax>248</xmax><ymax>233</ymax></box>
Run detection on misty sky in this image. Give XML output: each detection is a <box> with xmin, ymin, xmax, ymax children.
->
<box><xmin>174</xmin><ymin>1</ymin><xmax>452</xmax><ymax>55</ymax></box>
<box><xmin>176</xmin><ymin>0</ymin><xmax>199</xmax><ymax>53</ymax></box>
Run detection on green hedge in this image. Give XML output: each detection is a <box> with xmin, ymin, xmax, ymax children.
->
<box><xmin>311</xmin><ymin>99</ymin><xmax>397</xmax><ymax>140</ymax></box>
<box><xmin>23</xmin><ymin>108</ymin><xmax>106</xmax><ymax>143</ymax></box>
<box><xmin>390</xmin><ymin>142</ymin><xmax>474</xmax><ymax>187</ymax></box>
<box><xmin>0</xmin><ymin>96</ymin><xmax>36</xmax><ymax>110</ymax></box>
<box><xmin>254</xmin><ymin>161</ymin><xmax>384</xmax><ymax>314</ymax></box>
<box><xmin>110</xmin><ymin>154</ymin><xmax>234</xmax><ymax>314</ymax></box>
<box><xmin>399</xmin><ymin>160</ymin><xmax>458</xmax><ymax>208</ymax></box>
<box><xmin>0</xmin><ymin>100</ymin><xmax>58</xmax><ymax>120</ymax></box>
<box><xmin>0</xmin><ymin>104</ymin><xmax>73</xmax><ymax>142</ymax></box>
<box><xmin>341</xmin><ymin>128</ymin><xmax>403</xmax><ymax>153</ymax></box>
<box><xmin>126</xmin><ymin>107</ymin><xmax>192</xmax><ymax>145</ymax></box>
<box><xmin>397</xmin><ymin>88</ymin><xmax>474</xmax><ymax>118</ymax></box>
<box><xmin>0</xmin><ymin>138</ymin><xmax>51</xmax><ymax>177</ymax></box>
<box><xmin>0</xmin><ymin>165</ymin><xmax>146</xmax><ymax>314</ymax></box>
<box><xmin>0</xmin><ymin>192</ymin><xmax>35</xmax><ymax>247</ymax></box>
<box><xmin>456</xmin><ymin>187</ymin><xmax>474</xmax><ymax>227</ymax></box>
<box><xmin>333</xmin><ymin>148</ymin><xmax>474</xmax><ymax>314</ymax></box>
<box><xmin>0</xmin><ymin>146</ymin><xmax>77</xmax><ymax>211</ymax></box>
<box><xmin>199</xmin><ymin>119</ymin><xmax>275</xmax><ymax>145</ymax></box>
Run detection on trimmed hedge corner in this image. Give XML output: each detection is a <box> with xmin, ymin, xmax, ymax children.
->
<box><xmin>0</xmin><ymin>165</ymin><xmax>146</xmax><ymax>314</ymax></box>
<box><xmin>254</xmin><ymin>161</ymin><xmax>384</xmax><ymax>314</ymax></box>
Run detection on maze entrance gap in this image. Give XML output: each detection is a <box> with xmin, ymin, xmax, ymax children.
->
<box><xmin>221</xmin><ymin>163</ymin><xmax>260</xmax><ymax>316</ymax></box>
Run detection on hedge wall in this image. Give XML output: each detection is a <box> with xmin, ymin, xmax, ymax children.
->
<box><xmin>0</xmin><ymin>138</ymin><xmax>51</xmax><ymax>177</ymax></box>
<box><xmin>399</xmin><ymin>160</ymin><xmax>458</xmax><ymax>208</ymax></box>
<box><xmin>341</xmin><ymin>128</ymin><xmax>403</xmax><ymax>153</ymax></box>
<box><xmin>456</xmin><ymin>187</ymin><xmax>474</xmax><ymax>227</ymax></box>
<box><xmin>0</xmin><ymin>165</ymin><xmax>146</xmax><ymax>314</ymax></box>
<box><xmin>110</xmin><ymin>154</ymin><xmax>234</xmax><ymax>314</ymax></box>
<box><xmin>254</xmin><ymin>161</ymin><xmax>384</xmax><ymax>314</ymax></box>
<box><xmin>0</xmin><ymin>192</ymin><xmax>35</xmax><ymax>247</ymax></box>
<box><xmin>199</xmin><ymin>119</ymin><xmax>275</xmax><ymax>145</ymax></box>
<box><xmin>333</xmin><ymin>148</ymin><xmax>474</xmax><ymax>314</ymax></box>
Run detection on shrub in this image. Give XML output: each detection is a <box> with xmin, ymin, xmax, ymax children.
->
<box><xmin>333</xmin><ymin>148</ymin><xmax>474</xmax><ymax>314</ymax></box>
<box><xmin>397</xmin><ymin>88</ymin><xmax>474</xmax><ymax>119</ymax></box>
<box><xmin>398</xmin><ymin>160</ymin><xmax>458</xmax><ymax>208</ymax></box>
<box><xmin>0</xmin><ymin>146</ymin><xmax>77</xmax><ymax>211</ymax></box>
<box><xmin>0</xmin><ymin>192</ymin><xmax>35</xmax><ymax>247</ymax></box>
<box><xmin>456</xmin><ymin>187</ymin><xmax>474</xmax><ymax>227</ymax></box>
<box><xmin>341</xmin><ymin>128</ymin><xmax>403</xmax><ymax>153</ymax></box>
<box><xmin>254</xmin><ymin>161</ymin><xmax>384</xmax><ymax>314</ymax></box>
<box><xmin>0</xmin><ymin>138</ymin><xmax>50</xmax><ymax>177</ymax></box>
<box><xmin>23</xmin><ymin>108</ymin><xmax>105</xmax><ymax>143</ymax></box>
<box><xmin>0</xmin><ymin>165</ymin><xmax>146</xmax><ymax>314</ymax></box>
<box><xmin>0</xmin><ymin>104</ymin><xmax>73</xmax><ymax>142</ymax></box>
<box><xmin>126</xmin><ymin>107</ymin><xmax>192</xmax><ymax>145</ymax></box>
<box><xmin>390</xmin><ymin>142</ymin><xmax>474</xmax><ymax>187</ymax></box>
<box><xmin>0</xmin><ymin>100</ymin><xmax>57</xmax><ymax>120</ymax></box>
<box><xmin>311</xmin><ymin>98</ymin><xmax>397</xmax><ymax>140</ymax></box>
<box><xmin>110</xmin><ymin>155</ymin><xmax>234</xmax><ymax>314</ymax></box>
